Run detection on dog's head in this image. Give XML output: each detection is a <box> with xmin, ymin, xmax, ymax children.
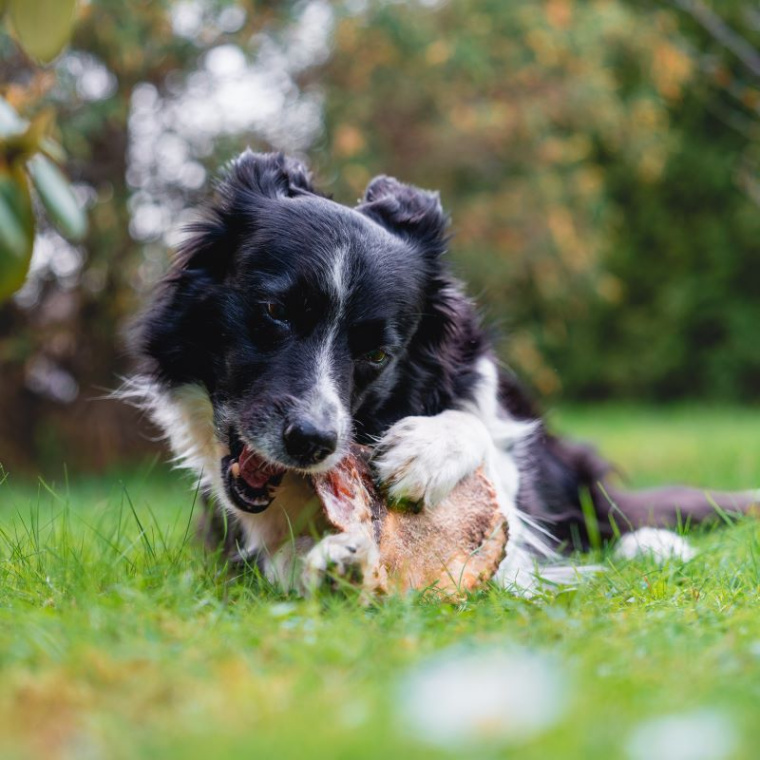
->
<box><xmin>134</xmin><ymin>151</ymin><xmax>449</xmax><ymax>514</ymax></box>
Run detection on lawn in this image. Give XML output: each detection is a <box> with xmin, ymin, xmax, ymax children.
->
<box><xmin>1</xmin><ymin>406</ymin><xmax>759</xmax><ymax>760</ymax></box>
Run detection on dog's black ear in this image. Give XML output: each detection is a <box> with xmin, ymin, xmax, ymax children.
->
<box><xmin>177</xmin><ymin>150</ymin><xmax>314</xmax><ymax>277</ymax></box>
<box><xmin>136</xmin><ymin>151</ymin><xmax>316</xmax><ymax>291</ymax></box>
<box><xmin>222</xmin><ymin>150</ymin><xmax>315</xmax><ymax>204</ymax></box>
<box><xmin>358</xmin><ymin>175</ymin><xmax>448</xmax><ymax>256</ymax></box>
<box><xmin>176</xmin><ymin>151</ymin><xmax>315</xmax><ymax>276</ymax></box>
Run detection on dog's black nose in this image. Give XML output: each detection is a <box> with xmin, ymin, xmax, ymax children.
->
<box><xmin>283</xmin><ymin>420</ymin><xmax>338</xmax><ymax>465</ymax></box>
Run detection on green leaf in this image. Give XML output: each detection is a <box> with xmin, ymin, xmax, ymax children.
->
<box><xmin>9</xmin><ymin>0</ymin><xmax>78</xmax><ymax>64</ymax></box>
<box><xmin>39</xmin><ymin>136</ymin><xmax>66</xmax><ymax>165</ymax></box>
<box><xmin>27</xmin><ymin>154</ymin><xmax>88</xmax><ymax>241</ymax></box>
<box><xmin>0</xmin><ymin>185</ymin><xmax>29</xmax><ymax>258</ymax></box>
<box><xmin>0</xmin><ymin>96</ymin><xmax>28</xmax><ymax>139</ymax></box>
<box><xmin>0</xmin><ymin>171</ymin><xmax>35</xmax><ymax>302</ymax></box>
<box><xmin>0</xmin><ymin>100</ymin><xmax>63</xmax><ymax>167</ymax></box>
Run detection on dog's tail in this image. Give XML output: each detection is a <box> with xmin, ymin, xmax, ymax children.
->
<box><xmin>537</xmin><ymin>436</ymin><xmax>759</xmax><ymax>551</ymax></box>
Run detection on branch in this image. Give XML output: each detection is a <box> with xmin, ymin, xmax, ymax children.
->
<box><xmin>671</xmin><ymin>0</ymin><xmax>760</xmax><ymax>79</ymax></box>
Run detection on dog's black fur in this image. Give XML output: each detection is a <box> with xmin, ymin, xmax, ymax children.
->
<box><xmin>133</xmin><ymin>152</ymin><xmax>758</xmax><ymax>568</ymax></box>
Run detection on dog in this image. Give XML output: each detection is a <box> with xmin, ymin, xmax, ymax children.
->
<box><xmin>125</xmin><ymin>150</ymin><xmax>759</xmax><ymax>594</ymax></box>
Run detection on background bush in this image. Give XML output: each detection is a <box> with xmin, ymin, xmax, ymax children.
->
<box><xmin>0</xmin><ymin>0</ymin><xmax>758</xmax><ymax>471</ymax></box>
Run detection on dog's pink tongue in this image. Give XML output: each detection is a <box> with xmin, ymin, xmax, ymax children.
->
<box><xmin>237</xmin><ymin>446</ymin><xmax>282</xmax><ymax>489</ymax></box>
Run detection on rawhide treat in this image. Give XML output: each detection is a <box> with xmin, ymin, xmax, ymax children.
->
<box><xmin>311</xmin><ymin>446</ymin><xmax>508</xmax><ymax>595</ymax></box>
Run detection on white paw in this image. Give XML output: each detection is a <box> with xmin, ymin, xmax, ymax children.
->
<box><xmin>302</xmin><ymin>531</ymin><xmax>379</xmax><ymax>593</ymax></box>
<box><xmin>614</xmin><ymin>528</ymin><xmax>696</xmax><ymax>564</ymax></box>
<box><xmin>373</xmin><ymin>411</ymin><xmax>490</xmax><ymax>509</ymax></box>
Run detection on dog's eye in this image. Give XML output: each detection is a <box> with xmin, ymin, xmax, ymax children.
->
<box><xmin>265</xmin><ymin>302</ymin><xmax>288</xmax><ymax>323</ymax></box>
<box><xmin>363</xmin><ymin>349</ymin><xmax>388</xmax><ymax>365</ymax></box>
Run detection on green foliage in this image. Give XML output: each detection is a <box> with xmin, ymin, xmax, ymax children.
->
<box><xmin>0</xmin><ymin>0</ymin><xmax>86</xmax><ymax>302</ymax></box>
<box><xmin>320</xmin><ymin>0</ymin><xmax>760</xmax><ymax>401</ymax></box>
<box><xmin>0</xmin><ymin>165</ymin><xmax>33</xmax><ymax>300</ymax></box>
<box><xmin>0</xmin><ymin>0</ymin><xmax>285</xmax><ymax>470</ymax></box>
<box><xmin>27</xmin><ymin>154</ymin><xmax>88</xmax><ymax>240</ymax></box>
<box><xmin>0</xmin><ymin>96</ymin><xmax>86</xmax><ymax>302</ymax></box>
<box><xmin>1</xmin><ymin>0</ymin><xmax>759</xmax><ymax>471</ymax></box>
<box><xmin>6</xmin><ymin>0</ymin><xmax>78</xmax><ymax>63</ymax></box>
<box><xmin>1</xmin><ymin>407</ymin><xmax>760</xmax><ymax>758</ymax></box>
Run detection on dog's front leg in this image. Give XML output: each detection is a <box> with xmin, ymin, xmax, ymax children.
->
<box><xmin>254</xmin><ymin>536</ymin><xmax>317</xmax><ymax>592</ymax></box>
<box><xmin>373</xmin><ymin>410</ymin><xmax>492</xmax><ymax>509</ymax></box>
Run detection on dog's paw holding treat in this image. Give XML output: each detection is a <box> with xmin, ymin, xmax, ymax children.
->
<box><xmin>311</xmin><ymin>444</ymin><xmax>507</xmax><ymax>598</ymax></box>
<box><xmin>373</xmin><ymin>411</ymin><xmax>491</xmax><ymax>509</ymax></box>
<box><xmin>301</xmin><ymin>530</ymin><xmax>383</xmax><ymax>595</ymax></box>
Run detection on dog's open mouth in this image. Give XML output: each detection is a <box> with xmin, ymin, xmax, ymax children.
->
<box><xmin>222</xmin><ymin>429</ymin><xmax>286</xmax><ymax>514</ymax></box>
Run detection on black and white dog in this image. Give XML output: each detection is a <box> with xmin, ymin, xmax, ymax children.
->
<box><xmin>126</xmin><ymin>151</ymin><xmax>758</xmax><ymax>593</ymax></box>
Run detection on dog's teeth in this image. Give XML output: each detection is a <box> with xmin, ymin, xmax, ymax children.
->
<box><xmin>230</xmin><ymin>461</ymin><xmax>240</xmax><ymax>479</ymax></box>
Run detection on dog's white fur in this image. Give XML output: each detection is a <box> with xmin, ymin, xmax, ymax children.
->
<box><xmin>124</xmin><ymin>354</ymin><xmax>690</xmax><ymax>595</ymax></box>
<box><xmin>614</xmin><ymin>527</ymin><xmax>696</xmax><ymax>563</ymax></box>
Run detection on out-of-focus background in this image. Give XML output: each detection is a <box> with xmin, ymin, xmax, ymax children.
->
<box><xmin>1</xmin><ymin>0</ymin><xmax>759</xmax><ymax>475</ymax></box>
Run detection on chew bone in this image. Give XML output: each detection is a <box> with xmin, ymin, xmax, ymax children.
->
<box><xmin>310</xmin><ymin>446</ymin><xmax>508</xmax><ymax>596</ymax></box>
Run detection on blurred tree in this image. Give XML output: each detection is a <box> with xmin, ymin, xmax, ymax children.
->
<box><xmin>0</xmin><ymin>0</ymin><xmax>309</xmax><ymax>471</ymax></box>
<box><xmin>1</xmin><ymin>0</ymin><xmax>758</xmax><ymax>474</ymax></box>
<box><xmin>318</xmin><ymin>0</ymin><xmax>760</xmax><ymax>402</ymax></box>
<box><xmin>588</xmin><ymin>0</ymin><xmax>760</xmax><ymax>400</ymax></box>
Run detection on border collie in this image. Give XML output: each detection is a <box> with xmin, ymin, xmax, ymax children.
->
<box><xmin>125</xmin><ymin>151</ymin><xmax>758</xmax><ymax>594</ymax></box>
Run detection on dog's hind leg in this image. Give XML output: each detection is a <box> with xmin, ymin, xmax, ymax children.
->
<box><xmin>592</xmin><ymin>482</ymin><xmax>760</xmax><ymax>534</ymax></box>
<box><xmin>538</xmin><ymin>436</ymin><xmax>759</xmax><ymax>552</ymax></box>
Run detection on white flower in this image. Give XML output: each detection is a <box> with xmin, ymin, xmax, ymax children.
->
<box><xmin>397</xmin><ymin>646</ymin><xmax>568</xmax><ymax>747</ymax></box>
<box><xmin>627</xmin><ymin>710</ymin><xmax>737</xmax><ymax>760</ymax></box>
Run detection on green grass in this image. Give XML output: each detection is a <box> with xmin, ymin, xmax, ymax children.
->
<box><xmin>1</xmin><ymin>406</ymin><xmax>759</xmax><ymax>760</ymax></box>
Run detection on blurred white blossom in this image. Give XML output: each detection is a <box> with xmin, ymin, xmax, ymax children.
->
<box><xmin>397</xmin><ymin>645</ymin><xmax>568</xmax><ymax>747</ymax></box>
<box><xmin>627</xmin><ymin>710</ymin><xmax>737</xmax><ymax>760</ymax></box>
<box><xmin>127</xmin><ymin>0</ymin><xmax>333</xmax><ymax>257</ymax></box>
